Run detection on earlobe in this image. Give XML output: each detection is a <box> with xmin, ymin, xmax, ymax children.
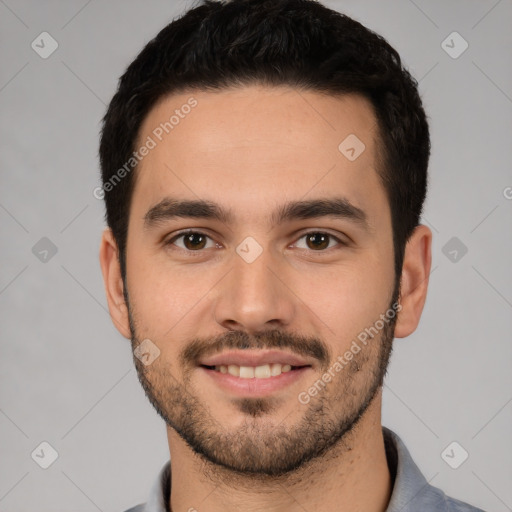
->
<box><xmin>394</xmin><ymin>224</ymin><xmax>432</xmax><ymax>339</ymax></box>
<box><xmin>99</xmin><ymin>228</ymin><xmax>132</xmax><ymax>339</ymax></box>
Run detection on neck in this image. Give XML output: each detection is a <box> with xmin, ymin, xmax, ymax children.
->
<box><xmin>167</xmin><ymin>389</ymin><xmax>391</xmax><ymax>512</ymax></box>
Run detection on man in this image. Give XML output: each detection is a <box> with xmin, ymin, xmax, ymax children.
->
<box><xmin>98</xmin><ymin>0</ymin><xmax>484</xmax><ymax>510</ymax></box>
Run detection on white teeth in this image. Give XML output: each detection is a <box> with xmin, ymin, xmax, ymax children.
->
<box><xmin>254</xmin><ymin>364</ymin><xmax>271</xmax><ymax>378</ymax></box>
<box><xmin>240</xmin><ymin>366</ymin><xmax>255</xmax><ymax>378</ymax></box>
<box><xmin>270</xmin><ymin>363</ymin><xmax>282</xmax><ymax>376</ymax></box>
<box><xmin>215</xmin><ymin>363</ymin><xmax>294</xmax><ymax>378</ymax></box>
<box><xmin>227</xmin><ymin>364</ymin><xmax>240</xmax><ymax>377</ymax></box>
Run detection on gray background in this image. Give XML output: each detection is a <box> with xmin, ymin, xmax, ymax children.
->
<box><xmin>1</xmin><ymin>0</ymin><xmax>511</xmax><ymax>510</ymax></box>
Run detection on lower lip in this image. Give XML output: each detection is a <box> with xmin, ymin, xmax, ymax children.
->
<box><xmin>199</xmin><ymin>366</ymin><xmax>312</xmax><ymax>397</ymax></box>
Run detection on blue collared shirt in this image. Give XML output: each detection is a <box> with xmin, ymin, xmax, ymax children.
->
<box><xmin>124</xmin><ymin>426</ymin><xmax>485</xmax><ymax>511</ymax></box>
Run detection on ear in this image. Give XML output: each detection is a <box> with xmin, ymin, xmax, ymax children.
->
<box><xmin>99</xmin><ymin>228</ymin><xmax>131</xmax><ymax>339</ymax></box>
<box><xmin>394</xmin><ymin>224</ymin><xmax>432</xmax><ymax>338</ymax></box>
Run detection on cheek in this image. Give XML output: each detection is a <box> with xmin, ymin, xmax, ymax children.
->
<box><xmin>125</xmin><ymin>247</ymin><xmax>204</xmax><ymax>337</ymax></box>
<box><xmin>295</xmin><ymin>257</ymin><xmax>394</xmax><ymax>346</ymax></box>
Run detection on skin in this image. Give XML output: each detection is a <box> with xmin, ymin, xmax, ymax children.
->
<box><xmin>100</xmin><ymin>85</ymin><xmax>432</xmax><ymax>512</ymax></box>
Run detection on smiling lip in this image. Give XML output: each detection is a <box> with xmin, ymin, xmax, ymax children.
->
<box><xmin>200</xmin><ymin>365</ymin><xmax>312</xmax><ymax>397</ymax></box>
<box><xmin>198</xmin><ymin>349</ymin><xmax>313</xmax><ymax>368</ymax></box>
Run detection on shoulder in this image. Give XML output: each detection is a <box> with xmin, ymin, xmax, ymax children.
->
<box><xmin>122</xmin><ymin>505</ymin><xmax>146</xmax><ymax>512</ymax></box>
<box><xmin>421</xmin><ymin>483</ymin><xmax>486</xmax><ymax>511</ymax></box>
<box><xmin>444</xmin><ymin>495</ymin><xmax>486</xmax><ymax>512</ymax></box>
<box><xmin>382</xmin><ymin>427</ymin><xmax>486</xmax><ymax>512</ymax></box>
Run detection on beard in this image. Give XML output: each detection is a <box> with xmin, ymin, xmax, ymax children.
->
<box><xmin>127</xmin><ymin>287</ymin><xmax>399</xmax><ymax>479</ymax></box>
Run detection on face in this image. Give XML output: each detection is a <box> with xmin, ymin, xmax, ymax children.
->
<box><xmin>122</xmin><ymin>85</ymin><xmax>399</xmax><ymax>476</ymax></box>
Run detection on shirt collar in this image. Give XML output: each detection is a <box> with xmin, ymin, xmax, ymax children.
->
<box><xmin>383</xmin><ymin>426</ymin><xmax>439</xmax><ymax>511</ymax></box>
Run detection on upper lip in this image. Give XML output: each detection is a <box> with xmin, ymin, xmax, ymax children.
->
<box><xmin>199</xmin><ymin>350</ymin><xmax>313</xmax><ymax>368</ymax></box>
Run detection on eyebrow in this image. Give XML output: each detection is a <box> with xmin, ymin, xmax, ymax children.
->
<box><xmin>143</xmin><ymin>196</ymin><xmax>370</xmax><ymax>231</ymax></box>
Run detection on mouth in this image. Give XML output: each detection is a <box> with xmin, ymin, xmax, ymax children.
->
<box><xmin>197</xmin><ymin>351</ymin><xmax>315</xmax><ymax>397</ymax></box>
<box><xmin>200</xmin><ymin>363</ymin><xmax>311</xmax><ymax>379</ymax></box>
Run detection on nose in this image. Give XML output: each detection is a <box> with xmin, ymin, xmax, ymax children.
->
<box><xmin>213</xmin><ymin>244</ymin><xmax>297</xmax><ymax>333</ymax></box>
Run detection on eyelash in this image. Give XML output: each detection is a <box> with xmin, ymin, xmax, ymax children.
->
<box><xmin>164</xmin><ymin>230</ymin><xmax>347</xmax><ymax>255</ymax></box>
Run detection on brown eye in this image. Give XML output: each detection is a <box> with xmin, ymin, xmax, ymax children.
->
<box><xmin>294</xmin><ymin>231</ymin><xmax>344</xmax><ymax>252</ymax></box>
<box><xmin>182</xmin><ymin>232</ymin><xmax>207</xmax><ymax>250</ymax></box>
<box><xmin>166</xmin><ymin>231</ymin><xmax>215</xmax><ymax>251</ymax></box>
<box><xmin>305</xmin><ymin>232</ymin><xmax>330</xmax><ymax>250</ymax></box>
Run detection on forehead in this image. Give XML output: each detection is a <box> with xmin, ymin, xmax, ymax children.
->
<box><xmin>131</xmin><ymin>85</ymin><xmax>386</xmax><ymax>226</ymax></box>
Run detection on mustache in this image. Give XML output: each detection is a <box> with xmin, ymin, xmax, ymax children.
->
<box><xmin>180</xmin><ymin>329</ymin><xmax>330</xmax><ymax>369</ymax></box>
